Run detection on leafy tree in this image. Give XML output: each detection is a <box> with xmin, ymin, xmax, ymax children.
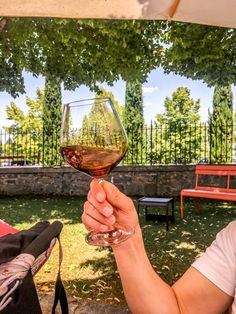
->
<box><xmin>123</xmin><ymin>80</ymin><xmax>145</xmax><ymax>164</ymax></box>
<box><xmin>4</xmin><ymin>79</ymin><xmax>63</xmax><ymax>166</ymax></box>
<box><xmin>42</xmin><ymin>75</ymin><xmax>62</xmax><ymax>166</ymax></box>
<box><xmin>3</xmin><ymin>89</ymin><xmax>44</xmax><ymax>162</ymax></box>
<box><xmin>208</xmin><ymin>84</ymin><xmax>233</xmax><ymax>163</ymax></box>
<box><xmin>5</xmin><ymin>90</ymin><xmax>43</xmax><ymax>130</ymax></box>
<box><xmin>0</xmin><ymin>17</ymin><xmax>163</xmax><ymax>97</ymax></box>
<box><xmin>154</xmin><ymin>87</ymin><xmax>201</xmax><ymax>164</ymax></box>
<box><xmin>162</xmin><ymin>23</ymin><xmax>236</xmax><ymax>87</ymax></box>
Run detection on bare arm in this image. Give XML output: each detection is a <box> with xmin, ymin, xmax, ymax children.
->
<box><xmin>112</xmin><ymin>226</ymin><xmax>180</xmax><ymax>314</ymax></box>
<box><xmin>82</xmin><ymin>179</ymin><xmax>233</xmax><ymax>314</ymax></box>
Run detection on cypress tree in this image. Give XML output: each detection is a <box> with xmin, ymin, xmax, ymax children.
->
<box><xmin>42</xmin><ymin>74</ymin><xmax>62</xmax><ymax>166</ymax></box>
<box><xmin>208</xmin><ymin>84</ymin><xmax>233</xmax><ymax>163</ymax></box>
<box><xmin>123</xmin><ymin>80</ymin><xmax>145</xmax><ymax>164</ymax></box>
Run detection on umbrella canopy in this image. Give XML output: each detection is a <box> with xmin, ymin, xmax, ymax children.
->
<box><xmin>0</xmin><ymin>0</ymin><xmax>236</xmax><ymax>28</ymax></box>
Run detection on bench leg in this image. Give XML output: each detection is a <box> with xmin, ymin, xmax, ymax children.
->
<box><xmin>171</xmin><ymin>199</ymin><xmax>175</xmax><ymax>224</ymax></box>
<box><xmin>180</xmin><ymin>194</ymin><xmax>184</xmax><ymax>218</ymax></box>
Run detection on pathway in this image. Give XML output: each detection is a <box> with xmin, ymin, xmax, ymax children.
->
<box><xmin>39</xmin><ymin>293</ymin><xmax>131</xmax><ymax>314</ymax></box>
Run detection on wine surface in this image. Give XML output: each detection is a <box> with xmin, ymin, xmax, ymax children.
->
<box><xmin>61</xmin><ymin>145</ymin><xmax>125</xmax><ymax>177</ymax></box>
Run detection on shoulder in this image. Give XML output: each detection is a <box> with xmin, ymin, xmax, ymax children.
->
<box><xmin>192</xmin><ymin>220</ymin><xmax>236</xmax><ymax>296</ymax></box>
<box><xmin>215</xmin><ymin>221</ymin><xmax>236</xmax><ymax>249</ymax></box>
<box><xmin>221</xmin><ymin>220</ymin><xmax>236</xmax><ymax>231</ymax></box>
<box><xmin>224</xmin><ymin>220</ymin><xmax>236</xmax><ymax>232</ymax></box>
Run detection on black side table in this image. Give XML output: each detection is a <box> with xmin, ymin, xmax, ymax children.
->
<box><xmin>137</xmin><ymin>197</ymin><xmax>175</xmax><ymax>231</ymax></box>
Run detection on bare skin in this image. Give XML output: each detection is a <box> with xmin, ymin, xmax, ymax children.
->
<box><xmin>82</xmin><ymin>179</ymin><xmax>233</xmax><ymax>314</ymax></box>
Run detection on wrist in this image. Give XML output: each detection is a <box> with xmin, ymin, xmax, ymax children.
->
<box><xmin>111</xmin><ymin>224</ymin><xmax>153</xmax><ymax>279</ymax></box>
<box><xmin>112</xmin><ymin>224</ymin><xmax>144</xmax><ymax>253</ymax></box>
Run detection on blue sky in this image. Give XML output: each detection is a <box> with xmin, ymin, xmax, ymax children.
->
<box><xmin>0</xmin><ymin>68</ymin><xmax>235</xmax><ymax>128</ymax></box>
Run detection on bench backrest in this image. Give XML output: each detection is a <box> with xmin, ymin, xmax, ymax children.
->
<box><xmin>195</xmin><ymin>165</ymin><xmax>236</xmax><ymax>193</ymax></box>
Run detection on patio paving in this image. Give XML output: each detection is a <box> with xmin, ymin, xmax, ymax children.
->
<box><xmin>39</xmin><ymin>293</ymin><xmax>131</xmax><ymax>314</ymax></box>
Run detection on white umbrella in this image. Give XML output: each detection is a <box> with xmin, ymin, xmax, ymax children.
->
<box><xmin>0</xmin><ymin>0</ymin><xmax>236</xmax><ymax>28</ymax></box>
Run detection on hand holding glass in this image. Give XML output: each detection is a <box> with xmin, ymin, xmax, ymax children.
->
<box><xmin>60</xmin><ymin>98</ymin><xmax>134</xmax><ymax>246</ymax></box>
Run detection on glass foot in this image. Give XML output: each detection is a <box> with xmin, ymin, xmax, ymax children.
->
<box><xmin>85</xmin><ymin>226</ymin><xmax>134</xmax><ymax>246</ymax></box>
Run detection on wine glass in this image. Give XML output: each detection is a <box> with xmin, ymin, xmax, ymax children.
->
<box><xmin>60</xmin><ymin>97</ymin><xmax>134</xmax><ymax>246</ymax></box>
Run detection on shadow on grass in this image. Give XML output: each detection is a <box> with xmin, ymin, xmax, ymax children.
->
<box><xmin>0</xmin><ymin>195</ymin><xmax>85</xmax><ymax>226</ymax></box>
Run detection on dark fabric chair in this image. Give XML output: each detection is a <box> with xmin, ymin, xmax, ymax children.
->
<box><xmin>0</xmin><ymin>220</ymin><xmax>68</xmax><ymax>314</ymax></box>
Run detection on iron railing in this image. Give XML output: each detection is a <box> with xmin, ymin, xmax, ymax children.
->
<box><xmin>0</xmin><ymin>122</ymin><xmax>235</xmax><ymax>167</ymax></box>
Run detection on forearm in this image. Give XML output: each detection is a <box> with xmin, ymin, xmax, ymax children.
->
<box><xmin>112</xmin><ymin>226</ymin><xmax>180</xmax><ymax>314</ymax></box>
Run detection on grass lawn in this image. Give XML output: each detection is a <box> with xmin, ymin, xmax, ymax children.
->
<box><xmin>1</xmin><ymin>195</ymin><xmax>236</xmax><ymax>307</ymax></box>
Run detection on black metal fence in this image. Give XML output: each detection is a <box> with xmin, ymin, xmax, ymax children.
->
<box><xmin>0</xmin><ymin>122</ymin><xmax>235</xmax><ymax>167</ymax></box>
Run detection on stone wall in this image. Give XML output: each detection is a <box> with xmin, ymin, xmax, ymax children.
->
<box><xmin>0</xmin><ymin>165</ymin><xmax>196</xmax><ymax>197</ymax></box>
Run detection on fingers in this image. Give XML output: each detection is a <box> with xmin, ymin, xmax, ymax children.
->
<box><xmin>82</xmin><ymin>212</ymin><xmax>108</xmax><ymax>232</ymax></box>
<box><xmin>88</xmin><ymin>179</ymin><xmax>114</xmax><ymax>217</ymax></box>
<box><xmin>83</xmin><ymin>178</ymin><xmax>138</xmax><ymax>233</ymax></box>
<box><xmin>100</xmin><ymin>180</ymin><xmax>134</xmax><ymax>213</ymax></box>
<box><xmin>88</xmin><ymin>190</ymin><xmax>113</xmax><ymax>217</ymax></box>
<box><xmin>82</xmin><ymin>200</ymin><xmax>115</xmax><ymax>232</ymax></box>
<box><xmin>90</xmin><ymin>179</ymin><xmax>106</xmax><ymax>203</ymax></box>
<box><xmin>89</xmin><ymin>179</ymin><xmax>135</xmax><ymax>215</ymax></box>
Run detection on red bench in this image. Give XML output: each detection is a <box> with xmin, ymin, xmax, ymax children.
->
<box><xmin>180</xmin><ymin>165</ymin><xmax>236</xmax><ymax>218</ymax></box>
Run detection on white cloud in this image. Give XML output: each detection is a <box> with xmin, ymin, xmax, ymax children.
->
<box><xmin>142</xmin><ymin>86</ymin><xmax>158</xmax><ymax>94</ymax></box>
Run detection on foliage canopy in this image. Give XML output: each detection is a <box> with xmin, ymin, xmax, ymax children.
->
<box><xmin>0</xmin><ymin>17</ymin><xmax>163</xmax><ymax>97</ymax></box>
<box><xmin>1</xmin><ymin>17</ymin><xmax>236</xmax><ymax>98</ymax></box>
<box><xmin>162</xmin><ymin>23</ymin><xmax>236</xmax><ymax>87</ymax></box>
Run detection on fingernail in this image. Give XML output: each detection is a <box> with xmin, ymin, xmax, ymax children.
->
<box><xmin>96</xmin><ymin>192</ymin><xmax>104</xmax><ymax>202</ymax></box>
<box><xmin>103</xmin><ymin>206</ymin><xmax>112</xmax><ymax>216</ymax></box>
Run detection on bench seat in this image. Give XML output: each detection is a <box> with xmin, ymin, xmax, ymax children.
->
<box><xmin>181</xmin><ymin>189</ymin><xmax>236</xmax><ymax>201</ymax></box>
<box><xmin>180</xmin><ymin>165</ymin><xmax>236</xmax><ymax>218</ymax></box>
